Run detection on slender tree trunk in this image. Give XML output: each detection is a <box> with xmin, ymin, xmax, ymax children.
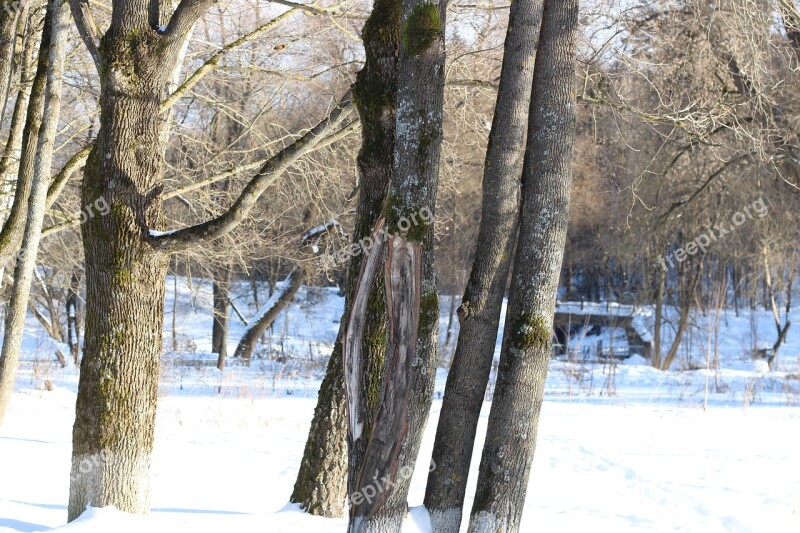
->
<box><xmin>212</xmin><ymin>267</ymin><xmax>231</xmax><ymax>369</ymax></box>
<box><xmin>0</xmin><ymin>2</ymin><xmax>50</xmax><ymax>270</ymax></box>
<box><xmin>468</xmin><ymin>1</ymin><xmax>578</xmax><ymax>530</ymax></box>
<box><xmin>653</xmin><ymin>260</ymin><xmax>665</xmax><ymax>368</ymax></box>
<box><xmin>424</xmin><ymin>1</ymin><xmax>543</xmax><ymax>530</ymax></box>
<box><xmin>346</xmin><ymin>1</ymin><xmax>445</xmax><ymax>530</ymax></box>
<box><xmin>235</xmin><ymin>268</ymin><xmax>303</xmax><ymax>361</ymax></box>
<box><xmin>0</xmin><ymin>0</ymin><xmax>67</xmax><ymax>426</ymax></box>
<box><xmin>660</xmin><ymin>262</ymin><xmax>701</xmax><ymax>371</ymax></box>
<box><xmin>0</xmin><ymin>0</ymin><xmax>24</xmax><ymax>123</ymax></box>
<box><xmin>291</xmin><ymin>0</ymin><xmax>399</xmax><ymax>517</ymax></box>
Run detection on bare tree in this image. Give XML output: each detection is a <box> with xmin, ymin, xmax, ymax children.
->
<box><xmin>424</xmin><ymin>0</ymin><xmax>544</xmax><ymax>530</ymax></box>
<box><xmin>0</xmin><ymin>0</ymin><xmax>68</xmax><ymax>425</ymax></box>
<box><xmin>468</xmin><ymin>0</ymin><xmax>579</xmax><ymax>530</ymax></box>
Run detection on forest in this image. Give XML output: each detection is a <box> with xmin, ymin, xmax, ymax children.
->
<box><xmin>0</xmin><ymin>0</ymin><xmax>798</xmax><ymax>532</ymax></box>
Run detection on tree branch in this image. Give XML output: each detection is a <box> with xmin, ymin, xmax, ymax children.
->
<box><xmin>161</xmin><ymin>8</ymin><xmax>296</xmax><ymax>112</ymax></box>
<box><xmin>68</xmin><ymin>0</ymin><xmax>102</xmax><ymax>68</ymax></box>
<box><xmin>162</xmin><ymin>119</ymin><xmax>357</xmax><ymax>199</ymax></box>
<box><xmin>149</xmin><ymin>92</ymin><xmax>353</xmax><ymax>252</ymax></box>
<box><xmin>164</xmin><ymin>0</ymin><xmax>215</xmax><ymax>39</ymax></box>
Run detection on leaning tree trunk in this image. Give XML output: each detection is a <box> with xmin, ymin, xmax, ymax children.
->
<box><xmin>345</xmin><ymin>0</ymin><xmax>445</xmax><ymax>531</ymax></box>
<box><xmin>0</xmin><ymin>0</ymin><xmax>67</xmax><ymax>427</ymax></box>
<box><xmin>424</xmin><ymin>1</ymin><xmax>544</xmax><ymax>530</ymax></box>
<box><xmin>0</xmin><ymin>0</ymin><xmax>25</xmax><ymax>123</ymax></box>
<box><xmin>235</xmin><ymin>268</ymin><xmax>304</xmax><ymax>362</ymax></box>
<box><xmin>468</xmin><ymin>0</ymin><xmax>578</xmax><ymax>531</ymax></box>
<box><xmin>290</xmin><ymin>0</ymin><xmax>399</xmax><ymax>517</ymax></box>
<box><xmin>0</xmin><ymin>2</ymin><xmax>51</xmax><ymax>270</ymax></box>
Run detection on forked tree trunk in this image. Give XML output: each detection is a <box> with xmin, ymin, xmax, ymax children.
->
<box><xmin>346</xmin><ymin>1</ymin><xmax>445</xmax><ymax>530</ymax></box>
<box><xmin>0</xmin><ymin>0</ymin><xmax>68</xmax><ymax>427</ymax></box>
<box><xmin>660</xmin><ymin>261</ymin><xmax>701</xmax><ymax>371</ymax></box>
<box><xmin>67</xmin><ymin>6</ymin><xmax>188</xmax><ymax>519</ymax></box>
<box><xmin>67</xmin><ymin>0</ymin><xmax>350</xmax><ymax>519</ymax></box>
<box><xmin>424</xmin><ymin>1</ymin><xmax>544</xmax><ymax>530</ymax></box>
<box><xmin>468</xmin><ymin>0</ymin><xmax>578</xmax><ymax>530</ymax></box>
<box><xmin>290</xmin><ymin>0</ymin><xmax>399</xmax><ymax>517</ymax></box>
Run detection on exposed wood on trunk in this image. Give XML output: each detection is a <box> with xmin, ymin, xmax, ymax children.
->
<box><xmin>343</xmin><ymin>220</ymin><xmax>387</xmax><ymax>444</ymax></box>
<box><xmin>347</xmin><ymin>0</ymin><xmax>446</xmax><ymax>530</ymax></box>
<box><xmin>292</xmin><ymin>0</ymin><xmax>399</xmax><ymax>517</ymax></box>
<box><xmin>350</xmin><ymin>236</ymin><xmax>421</xmax><ymax>526</ymax></box>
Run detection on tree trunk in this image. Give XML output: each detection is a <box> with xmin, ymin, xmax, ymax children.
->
<box><xmin>424</xmin><ymin>1</ymin><xmax>543</xmax><ymax>530</ymax></box>
<box><xmin>235</xmin><ymin>268</ymin><xmax>304</xmax><ymax>361</ymax></box>
<box><xmin>67</xmin><ymin>7</ymin><xmax>189</xmax><ymax>519</ymax></box>
<box><xmin>346</xmin><ymin>1</ymin><xmax>445</xmax><ymax>530</ymax></box>
<box><xmin>660</xmin><ymin>262</ymin><xmax>701</xmax><ymax>371</ymax></box>
<box><xmin>291</xmin><ymin>0</ymin><xmax>400</xmax><ymax>517</ymax></box>
<box><xmin>212</xmin><ymin>267</ymin><xmax>231</xmax><ymax>369</ymax></box>
<box><xmin>653</xmin><ymin>260</ymin><xmax>665</xmax><ymax>368</ymax></box>
<box><xmin>0</xmin><ymin>0</ymin><xmax>24</xmax><ymax>122</ymax></box>
<box><xmin>0</xmin><ymin>2</ymin><xmax>50</xmax><ymax>270</ymax></box>
<box><xmin>468</xmin><ymin>0</ymin><xmax>578</xmax><ymax>530</ymax></box>
<box><xmin>0</xmin><ymin>0</ymin><xmax>67</xmax><ymax>427</ymax></box>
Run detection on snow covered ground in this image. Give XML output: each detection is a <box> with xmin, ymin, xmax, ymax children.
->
<box><xmin>1</xmin><ymin>278</ymin><xmax>799</xmax><ymax>532</ymax></box>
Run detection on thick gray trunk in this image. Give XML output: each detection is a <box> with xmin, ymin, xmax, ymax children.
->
<box><xmin>347</xmin><ymin>0</ymin><xmax>446</xmax><ymax>530</ymax></box>
<box><xmin>0</xmin><ymin>0</ymin><xmax>68</xmax><ymax>426</ymax></box>
<box><xmin>67</xmin><ymin>9</ymin><xmax>186</xmax><ymax>519</ymax></box>
<box><xmin>468</xmin><ymin>0</ymin><xmax>578</xmax><ymax>530</ymax></box>
<box><xmin>424</xmin><ymin>1</ymin><xmax>544</xmax><ymax>530</ymax></box>
<box><xmin>291</xmin><ymin>0</ymin><xmax>399</xmax><ymax>517</ymax></box>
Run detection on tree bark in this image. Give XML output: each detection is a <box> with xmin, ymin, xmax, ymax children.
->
<box><xmin>0</xmin><ymin>0</ymin><xmax>68</xmax><ymax>427</ymax></box>
<box><xmin>423</xmin><ymin>1</ymin><xmax>543</xmax><ymax>530</ymax></box>
<box><xmin>0</xmin><ymin>0</ymin><xmax>25</xmax><ymax>123</ymax></box>
<box><xmin>290</xmin><ymin>0</ymin><xmax>400</xmax><ymax>517</ymax></box>
<box><xmin>468</xmin><ymin>0</ymin><xmax>578</xmax><ymax>530</ymax></box>
<box><xmin>653</xmin><ymin>260</ymin><xmax>665</xmax><ymax>368</ymax></box>
<box><xmin>346</xmin><ymin>0</ymin><xmax>445</xmax><ymax>530</ymax></box>
<box><xmin>67</xmin><ymin>0</ymin><xmax>210</xmax><ymax>518</ymax></box>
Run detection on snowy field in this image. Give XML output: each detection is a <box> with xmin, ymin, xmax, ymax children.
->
<box><xmin>1</xmin><ymin>278</ymin><xmax>800</xmax><ymax>532</ymax></box>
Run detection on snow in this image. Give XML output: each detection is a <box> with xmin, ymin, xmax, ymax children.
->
<box><xmin>1</xmin><ymin>278</ymin><xmax>800</xmax><ymax>532</ymax></box>
<box><xmin>148</xmin><ymin>229</ymin><xmax>178</xmax><ymax>238</ymax></box>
